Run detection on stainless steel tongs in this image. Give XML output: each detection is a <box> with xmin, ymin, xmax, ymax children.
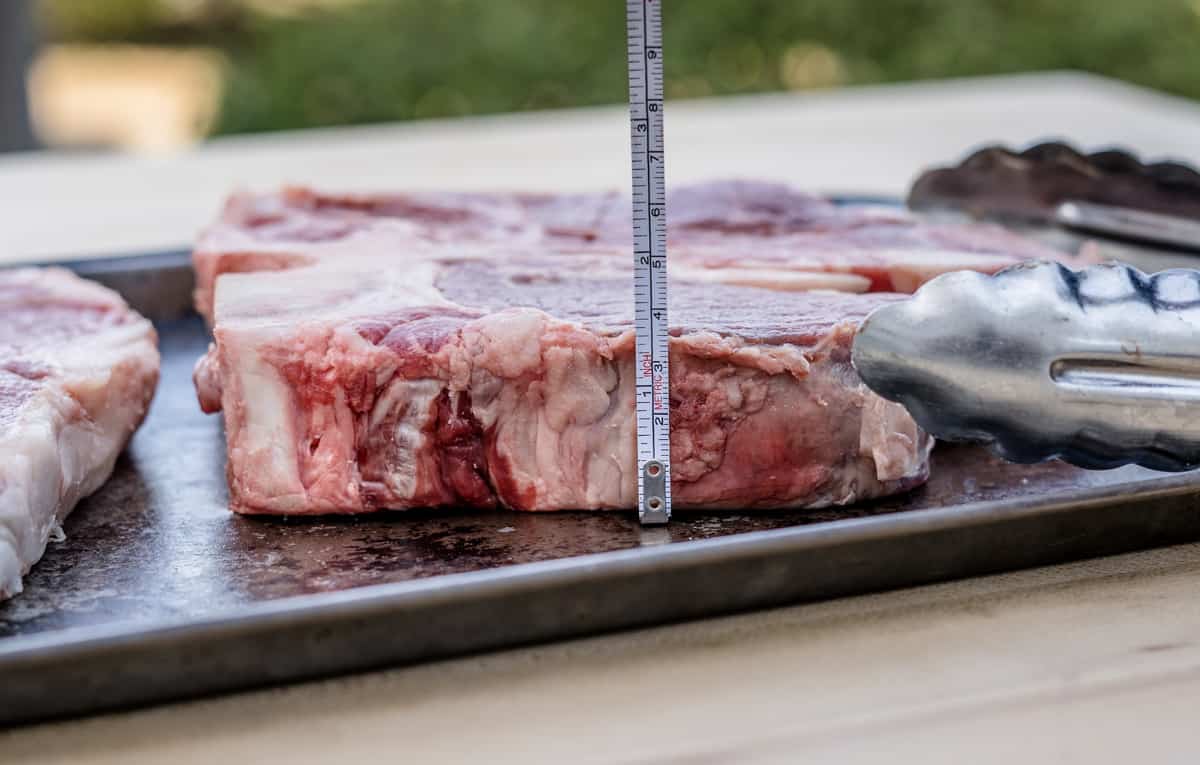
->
<box><xmin>852</xmin><ymin>261</ymin><xmax>1200</xmax><ymax>472</ymax></box>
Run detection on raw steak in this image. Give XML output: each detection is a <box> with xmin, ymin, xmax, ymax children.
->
<box><xmin>0</xmin><ymin>268</ymin><xmax>159</xmax><ymax>599</ymax></box>
<box><xmin>193</xmin><ymin>180</ymin><xmax>1076</xmax><ymax>515</ymax></box>
<box><xmin>192</xmin><ymin>180</ymin><xmax>1079</xmax><ymax>321</ymax></box>
<box><xmin>195</xmin><ymin>253</ymin><xmax>932</xmax><ymax>515</ymax></box>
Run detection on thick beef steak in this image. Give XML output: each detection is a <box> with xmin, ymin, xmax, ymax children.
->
<box><xmin>0</xmin><ymin>268</ymin><xmax>159</xmax><ymax>598</ymax></box>
<box><xmin>193</xmin><ymin>180</ymin><xmax>1078</xmax><ymax>321</ymax></box>
<box><xmin>193</xmin><ymin>181</ymin><xmax>1078</xmax><ymax>515</ymax></box>
<box><xmin>194</xmin><ymin>252</ymin><xmax>931</xmax><ymax>514</ymax></box>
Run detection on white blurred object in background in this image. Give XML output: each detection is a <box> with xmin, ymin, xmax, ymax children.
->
<box><xmin>28</xmin><ymin>44</ymin><xmax>224</xmax><ymax>153</ymax></box>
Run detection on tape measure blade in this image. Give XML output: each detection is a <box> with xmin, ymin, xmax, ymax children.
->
<box><xmin>626</xmin><ymin>0</ymin><xmax>671</xmax><ymax>525</ymax></box>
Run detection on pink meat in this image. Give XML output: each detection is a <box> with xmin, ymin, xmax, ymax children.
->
<box><xmin>192</xmin><ymin>180</ymin><xmax>1080</xmax><ymax>515</ymax></box>
<box><xmin>195</xmin><ymin>255</ymin><xmax>931</xmax><ymax>515</ymax></box>
<box><xmin>0</xmin><ymin>269</ymin><xmax>159</xmax><ymax>598</ymax></box>
<box><xmin>192</xmin><ymin>180</ymin><xmax>1086</xmax><ymax>323</ymax></box>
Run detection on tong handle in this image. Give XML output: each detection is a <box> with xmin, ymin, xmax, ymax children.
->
<box><xmin>1056</xmin><ymin>201</ymin><xmax>1200</xmax><ymax>253</ymax></box>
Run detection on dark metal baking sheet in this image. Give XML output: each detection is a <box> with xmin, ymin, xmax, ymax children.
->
<box><xmin>3</xmin><ymin>237</ymin><xmax>1200</xmax><ymax>727</ymax></box>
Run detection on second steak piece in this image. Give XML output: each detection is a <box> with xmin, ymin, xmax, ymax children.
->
<box><xmin>195</xmin><ymin>256</ymin><xmax>932</xmax><ymax>514</ymax></box>
<box><xmin>192</xmin><ymin>180</ymin><xmax>1082</xmax><ymax>322</ymax></box>
<box><xmin>1</xmin><ymin>268</ymin><xmax>159</xmax><ymax>599</ymax></box>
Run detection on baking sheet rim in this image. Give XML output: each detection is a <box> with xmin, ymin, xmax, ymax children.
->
<box><xmin>3</xmin><ymin>468</ymin><xmax>1195</xmax><ymax>663</ymax></box>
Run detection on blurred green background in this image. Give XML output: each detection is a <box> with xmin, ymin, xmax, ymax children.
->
<box><xmin>37</xmin><ymin>0</ymin><xmax>1200</xmax><ymax>139</ymax></box>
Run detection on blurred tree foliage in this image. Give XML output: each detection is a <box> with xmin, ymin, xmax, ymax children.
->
<box><xmin>38</xmin><ymin>0</ymin><xmax>1200</xmax><ymax>136</ymax></box>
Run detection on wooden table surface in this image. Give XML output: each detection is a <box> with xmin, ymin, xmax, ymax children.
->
<box><xmin>6</xmin><ymin>69</ymin><xmax>1200</xmax><ymax>262</ymax></box>
<box><xmin>4</xmin><ymin>72</ymin><xmax>1200</xmax><ymax>763</ymax></box>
